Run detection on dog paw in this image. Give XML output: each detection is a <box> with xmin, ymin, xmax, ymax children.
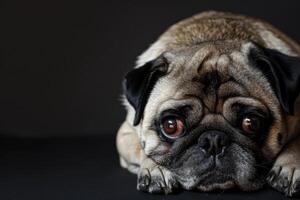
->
<box><xmin>137</xmin><ymin>166</ymin><xmax>178</xmax><ymax>194</ymax></box>
<box><xmin>267</xmin><ymin>165</ymin><xmax>300</xmax><ymax>197</ymax></box>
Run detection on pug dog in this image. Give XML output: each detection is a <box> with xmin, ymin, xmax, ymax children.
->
<box><xmin>116</xmin><ymin>11</ymin><xmax>300</xmax><ymax>197</ymax></box>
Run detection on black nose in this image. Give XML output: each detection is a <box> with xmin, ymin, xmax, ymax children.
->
<box><xmin>198</xmin><ymin>130</ymin><xmax>230</xmax><ymax>156</ymax></box>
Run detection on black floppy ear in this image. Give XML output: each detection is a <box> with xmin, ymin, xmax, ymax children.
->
<box><xmin>249</xmin><ymin>45</ymin><xmax>300</xmax><ymax>115</ymax></box>
<box><xmin>123</xmin><ymin>57</ymin><xmax>168</xmax><ymax>125</ymax></box>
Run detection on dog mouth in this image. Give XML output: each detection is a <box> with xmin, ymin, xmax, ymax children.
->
<box><xmin>193</xmin><ymin>159</ymin><xmax>267</xmax><ymax>192</ymax></box>
<box><xmin>174</xmin><ymin>156</ymin><xmax>266</xmax><ymax>192</ymax></box>
<box><xmin>174</xmin><ymin>155</ymin><xmax>238</xmax><ymax>191</ymax></box>
<box><xmin>170</xmin><ymin>141</ymin><xmax>268</xmax><ymax>192</ymax></box>
<box><xmin>188</xmin><ymin>155</ymin><xmax>235</xmax><ymax>190</ymax></box>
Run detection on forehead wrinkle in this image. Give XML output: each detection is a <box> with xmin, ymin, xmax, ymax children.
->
<box><xmin>197</xmin><ymin>51</ymin><xmax>214</xmax><ymax>74</ymax></box>
<box><xmin>218</xmin><ymin>80</ymin><xmax>249</xmax><ymax>98</ymax></box>
<box><xmin>216</xmin><ymin>54</ymin><xmax>231</xmax><ymax>80</ymax></box>
<box><xmin>185</xmin><ymin>46</ymin><xmax>215</xmax><ymax>73</ymax></box>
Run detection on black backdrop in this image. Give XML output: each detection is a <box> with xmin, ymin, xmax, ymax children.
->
<box><xmin>2</xmin><ymin>0</ymin><xmax>300</xmax><ymax>137</ymax></box>
<box><xmin>2</xmin><ymin>1</ymin><xmax>300</xmax><ymax>200</ymax></box>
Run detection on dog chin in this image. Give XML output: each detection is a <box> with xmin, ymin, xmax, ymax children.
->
<box><xmin>196</xmin><ymin>177</ymin><xmax>263</xmax><ymax>192</ymax></box>
<box><xmin>177</xmin><ymin>164</ymin><xmax>264</xmax><ymax>192</ymax></box>
<box><xmin>197</xmin><ymin>181</ymin><xmax>235</xmax><ymax>192</ymax></box>
<box><xmin>195</xmin><ymin>171</ymin><xmax>236</xmax><ymax>191</ymax></box>
<box><xmin>177</xmin><ymin>175</ymin><xmax>236</xmax><ymax>191</ymax></box>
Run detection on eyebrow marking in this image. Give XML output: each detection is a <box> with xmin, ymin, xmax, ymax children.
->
<box><xmin>183</xmin><ymin>94</ymin><xmax>202</xmax><ymax>103</ymax></box>
<box><xmin>183</xmin><ymin>93</ymin><xmax>212</xmax><ymax>112</ymax></box>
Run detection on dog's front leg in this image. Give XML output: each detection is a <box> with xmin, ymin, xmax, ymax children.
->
<box><xmin>117</xmin><ymin>121</ymin><xmax>178</xmax><ymax>194</ymax></box>
<box><xmin>267</xmin><ymin>136</ymin><xmax>300</xmax><ymax>197</ymax></box>
<box><xmin>137</xmin><ymin>156</ymin><xmax>179</xmax><ymax>194</ymax></box>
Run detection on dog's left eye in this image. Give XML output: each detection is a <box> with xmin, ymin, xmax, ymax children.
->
<box><xmin>160</xmin><ymin>116</ymin><xmax>185</xmax><ymax>139</ymax></box>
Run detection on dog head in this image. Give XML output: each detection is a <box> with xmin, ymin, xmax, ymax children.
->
<box><xmin>123</xmin><ymin>40</ymin><xmax>300</xmax><ymax>191</ymax></box>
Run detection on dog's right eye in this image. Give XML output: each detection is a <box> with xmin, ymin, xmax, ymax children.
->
<box><xmin>241</xmin><ymin>116</ymin><xmax>261</xmax><ymax>134</ymax></box>
<box><xmin>160</xmin><ymin>116</ymin><xmax>186</xmax><ymax>139</ymax></box>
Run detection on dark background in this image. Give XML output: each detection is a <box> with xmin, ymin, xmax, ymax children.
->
<box><xmin>1</xmin><ymin>0</ymin><xmax>300</xmax><ymax>199</ymax></box>
<box><xmin>2</xmin><ymin>0</ymin><xmax>300</xmax><ymax>137</ymax></box>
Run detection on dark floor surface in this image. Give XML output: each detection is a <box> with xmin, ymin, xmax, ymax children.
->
<box><xmin>0</xmin><ymin>134</ymin><xmax>295</xmax><ymax>200</ymax></box>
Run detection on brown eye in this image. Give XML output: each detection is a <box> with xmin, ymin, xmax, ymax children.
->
<box><xmin>242</xmin><ymin>117</ymin><xmax>260</xmax><ymax>134</ymax></box>
<box><xmin>161</xmin><ymin>117</ymin><xmax>185</xmax><ymax>139</ymax></box>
